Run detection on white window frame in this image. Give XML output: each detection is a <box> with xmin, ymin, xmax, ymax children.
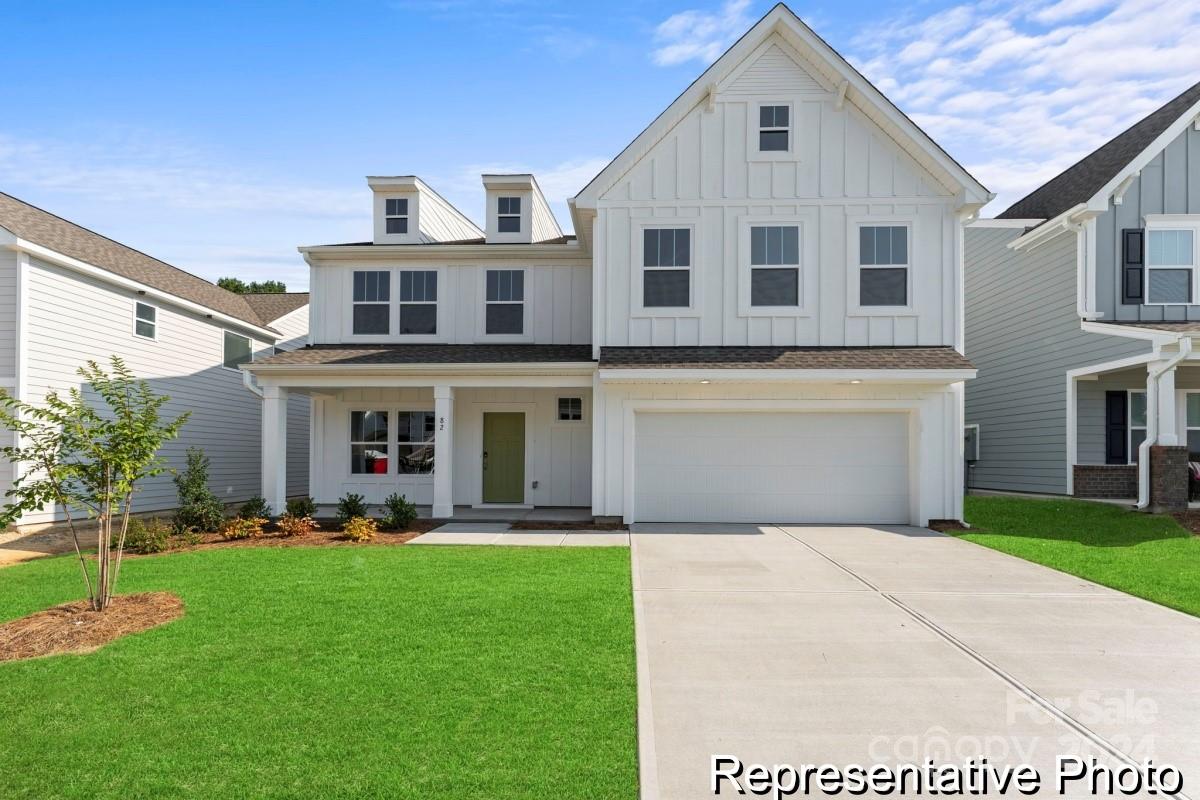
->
<box><xmin>350</xmin><ymin>269</ymin><xmax>392</xmax><ymax>338</ymax></box>
<box><xmin>847</xmin><ymin>217</ymin><xmax>917</xmax><ymax>317</ymax></box>
<box><xmin>397</xmin><ymin>268</ymin><xmax>440</xmax><ymax>340</ymax></box>
<box><xmin>384</xmin><ymin>198</ymin><xmax>409</xmax><ymax>235</ymax></box>
<box><xmin>345</xmin><ymin>406</ymin><xmax>437</xmax><ymax>480</ymax></box>
<box><xmin>631</xmin><ymin>220</ymin><xmax>700</xmax><ymax>318</ymax></box>
<box><xmin>553</xmin><ymin>396</ymin><xmax>586</xmax><ymax>426</ymax></box>
<box><xmin>497</xmin><ymin>196</ymin><xmax>522</xmax><ymax>234</ymax></box>
<box><xmin>133</xmin><ymin>301</ymin><xmax>157</xmax><ymax>340</ymax></box>
<box><xmin>1144</xmin><ymin>216</ymin><xmax>1200</xmax><ymax>306</ymax></box>
<box><xmin>222</xmin><ymin>330</ymin><xmax>253</xmax><ymax>372</ymax></box>
<box><xmin>349</xmin><ymin>408</ymin><xmax>392</xmax><ymax>476</ymax></box>
<box><xmin>964</xmin><ymin>423</ymin><xmax>981</xmax><ymax>462</ymax></box>
<box><xmin>1184</xmin><ymin>391</ymin><xmax>1200</xmax><ymax>458</ymax></box>
<box><xmin>1129</xmin><ymin>389</ymin><xmax>1147</xmax><ymax>465</ymax></box>
<box><xmin>478</xmin><ymin>268</ymin><xmax>530</xmax><ymax>341</ymax></box>
<box><xmin>737</xmin><ymin>211</ymin><xmax>816</xmax><ymax>317</ymax></box>
<box><xmin>748</xmin><ymin>101</ymin><xmax>794</xmax><ymax>162</ymax></box>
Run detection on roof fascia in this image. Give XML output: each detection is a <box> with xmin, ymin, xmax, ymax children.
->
<box><xmin>1008</xmin><ymin>204</ymin><xmax>1093</xmax><ymax>251</ymax></box>
<box><xmin>597</xmin><ymin>367</ymin><xmax>976</xmax><ymax>383</ymax></box>
<box><xmin>299</xmin><ymin>242</ymin><xmax>589</xmax><ymax>262</ymax></box>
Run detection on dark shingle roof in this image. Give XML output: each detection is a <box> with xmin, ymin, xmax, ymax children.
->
<box><xmin>999</xmin><ymin>80</ymin><xmax>1200</xmax><ymax>220</ymax></box>
<box><xmin>251</xmin><ymin>344</ymin><xmax>595</xmax><ymax>368</ymax></box>
<box><xmin>0</xmin><ymin>191</ymin><xmax>270</xmax><ymax>329</ymax></box>
<box><xmin>599</xmin><ymin>346</ymin><xmax>973</xmax><ymax>370</ymax></box>
<box><xmin>241</xmin><ymin>292</ymin><xmax>309</xmax><ymax>323</ymax></box>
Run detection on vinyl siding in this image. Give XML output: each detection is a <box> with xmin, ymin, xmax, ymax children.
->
<box><xmin>0</xmin><ymin>248</ymin><xmax>17</xmax><ymax>378</ymax></box>
<box><xmin>964</xmin><ymin>226</ymin><xmax>1148</xmax><ymax>494</ymax></box>
<box><xmin>270</xmin><ymin>304</ymin><xmax>312</xmax><ymax>499</ymax></box>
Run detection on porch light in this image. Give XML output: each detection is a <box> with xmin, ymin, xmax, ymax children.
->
<box><xmin>849</xmin><ymin>379</ymin><xmax>862</xmax><ymax>384</ymax></box>
<box><xmin>700</xmin><ymin>379</ymin><xmax>711</xmax><ymax>384</ymax></box>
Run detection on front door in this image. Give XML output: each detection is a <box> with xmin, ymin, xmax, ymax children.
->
<box><xmin>482</xmin><ymin>412</ymin><xmax>525</xmax><ymax>503</ymax></box>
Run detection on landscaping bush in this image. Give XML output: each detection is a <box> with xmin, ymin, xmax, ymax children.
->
<box><xmin>276</xmin><ymin>514</ymin><xmax>318</xmax><ymax>537</ymax></box>
<box><xmin>239</xmin><ymin>495</ymin><xmax>272</xmax><ymax>520</ymax></box>
<box><xmin>173</xmin><ymin>448</ymin><xmax>225</xmax><ymax>533</ymax></box>
<box><xmin>219</xmin><ymin>517</ymin><xmax>266</xmax><ymax>541</ymax></box>
<box><xmin>174</xmin><ymin>529</ymin><xmax>203</xmax><ymax>547</ymax></box>
<box><xmin>119</xmin><ymin>517</ymin><xmax>172</xmax><ymax>555</ymax></box>
<box><xmin>342</xmin><ymin>516</ymin><xmax>377</xmax><ymax>542</ymax></box>
<box><xmin>336</xmin><ymin>492</ymin><xmax>368</xmax><ymax>525</ymax></box>
<box><xmin>381</xmin><ymin>492</ymin><xmax>418</xmax><ymax>530</ymax></box>
<box><xmin>286</xmin><ymin>496</ymin><xmax>317</xmax><ymax>518</ymax></box>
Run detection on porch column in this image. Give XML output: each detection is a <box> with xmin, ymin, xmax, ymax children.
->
<box><xmin>261</xmin><ymin>384</ymin><xmax>288</xmax><ymax>516</ymax></box>
<box><xmin>432</xmin><ymin>385</ymin><xmax>454</xmax><ymax>518</ymax></box>
<box><xmin>1157</xmin><ymin>365</ymin><xmax>1179</xmax><ymax>445</ymax></box>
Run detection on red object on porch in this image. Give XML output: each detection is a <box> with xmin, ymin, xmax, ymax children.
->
<box><xmin>371</xmin><ymin>458</ymin><xmax>388</xmax><ymax>474</ymax></box>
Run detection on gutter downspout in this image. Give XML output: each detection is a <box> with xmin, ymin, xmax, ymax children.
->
<box><xmin>1137</xmin><ymin>337</ymin><xmax>1192</xmax><ymax>509</ymax></box>
<box><xmin>242</xmin><ymin>370</ymin><xmax>263</xmax><ymax>398</ymax></box>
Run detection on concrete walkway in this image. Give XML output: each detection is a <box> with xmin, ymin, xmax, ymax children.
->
<box><xmin>408</xmin><ymin>522</ymin><xmax>629</xmax><ymax>546</ymax></box>
<box><xmin>631</xmin><ymin>524</ymin><xmax>1200</xmax><ymax>799</ymax></box>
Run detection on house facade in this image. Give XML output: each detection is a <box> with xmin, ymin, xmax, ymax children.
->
<box><xmin>965</xmin><ymin>80</ymin><xmax>1200</xmax><ymax>509</ymax></box>
<box><xmin>246</xmin><ymin>5</ymin><xmax>987</xmax><ymax>526</ymax></box>
<box><xmin>0</xmin><ymin>192</ymin><xmax>310</xmax><ymax>525</ymax></box>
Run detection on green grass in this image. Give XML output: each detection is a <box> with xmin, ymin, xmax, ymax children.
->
<box><xmin>959</xmin><ymin>495</ymin><xmax>1200</xmax><ymax>617</ymax></box>
<box><xmin>0</xmin><ymin>545</ymin><xmax>638</xmax><ymax>799</ymax></box>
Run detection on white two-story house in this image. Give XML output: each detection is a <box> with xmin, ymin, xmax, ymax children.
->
<box><xmin>246</xmin><ymin>4</ymin><xmax>988</xmax><ymax>525</ymax></box>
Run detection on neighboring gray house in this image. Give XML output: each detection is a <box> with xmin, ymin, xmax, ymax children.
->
<box><xmin>0</xmin><ymin>192</ymin><xmax>310</xmax><ymax>525</ymax></box>
<box><xmin>965</xmin><ymin>80</ymin><xmax>1200</xmax><ymax>509</ymax></box>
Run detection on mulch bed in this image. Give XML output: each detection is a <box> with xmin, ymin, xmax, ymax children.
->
<box><xmin>1171</xmin><ymin>511</ymin><xmax>1200</xmax><ymax>535</ymax></box>
<box><xmin>0</xmin><ymin>592</ymin><xmax>184</xmax><ymax>662</ymax></box>
<box><xmin>158</xmin><ymin>519</ymin><xmax>442</xmax><ymax>554</ymax></box>
<box><xmin>927</xmin><ymin>519</ymin><xmax>969</xmax><ymax>533</ymax></box>
<box><xmin>510</xmin><ymin>520</ymin><xmax>627</xmax><ymax>531</ymax></box>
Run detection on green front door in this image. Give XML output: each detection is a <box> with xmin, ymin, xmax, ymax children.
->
<box><xmin>482</xmin><ymin>412</ymin><xmax>525</xmax><ymax>503</ymax></box>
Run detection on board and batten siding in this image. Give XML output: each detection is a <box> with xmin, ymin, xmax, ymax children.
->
<box><xmin>1097</xmin><ymin>123</ymin><xmax>1200</xmax><ymax>322</ymax></box>
<box><xmin>594</xmin><ymin>36</ymin><xmax>959</xmax><ymax>348</ymax></box>
<box><xmin>15</xmin><ymin>257</ymin><xmax>309</xmax><ymax>522</ymax></box>
<box><xmin>308</xmin><ymin>262</ymin><xmax>590</xmax><ymax>345</ymax></box>
<box><xmin>964</xmin><ymin>226</ymin><xmax>1148</xmax><ymax>494</ymax></box>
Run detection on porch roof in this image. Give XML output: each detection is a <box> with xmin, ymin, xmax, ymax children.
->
<box><xmin>597</xmin><ymin>346</ymin><xmax>974</xmax><ymax>371</ymax></box>
<box><xmin>1103</xmin><ymin>321</ymin><xmax>1200</xmax><ymax>334</ymax></box>
<box><xmin>247</xmin><ymin>343</ymin><xmax>596</xmax><ymax>369</ymax></box>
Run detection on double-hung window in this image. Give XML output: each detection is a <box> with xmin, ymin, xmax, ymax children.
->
<box><xmin>497</xmin><ymin>197</ymin><xmax>521</xmax><ymax>233</ymax></box>
<box><xmin>396</xmin><ymin>411</ymin><xmax>435</xmax><ymax>474</ymax></box>
<box><xmin>758</xmin><ymin>105</ymin><xmax>790</xmax><ymax>152</ymax></box>
<box><xmin>223</xmin><ymin>331</ymin><xmax>252</xmax><ymax>370</ymax></box>
<box><xmin>643</xmin><ymin>228</ymin><xmax>691</xmax><ymax>308</ymax></box>
<box><xmin>1146</xmin><ymin>228</ymin><xmax>1196</xmax><ymax>304</ymax></box>
<box><xmin>350</xmin><ymin>410</ymin><xmax>389</xmax><ymax>474</ymax></box>
<box><xmin>134</xmin><ymin>302</ymin><xmax>156</xmax><ymax>339</ymax></box>
<box><xmin>1187</xmin><ymin>393</ymin><xmax>1200</xmax><ymax>459</ymax></box>
<box><xmin>1129</xmin><ymin>390</ymin><xmax>1147</xmax><ymax>464</ymax></box>
<box><xmin>398</xmin><ymin>270</ymin><xmax>437</xmax><ymax>335</ymax></box>
<box><xmin>750</xmin><ymin>225</ymin><xmax>800</xmax><ymax>307</ymax></box>
<box><xmin>353</xmin><ymin>270</ymin><xmax>390</xmax><ymax>335</ymax></box>
<box><xmin>485</xmin><ymin>269</ymin><xmax>524</xmax><ymax>334</ymax></box>
<box><xmin>385</xmin><ymin>198</ymin><xmax>408</xmax><ymax>234</ymax></box>
<box><xmin>858</xmin><ymin>225</ymin><xmax>909</xmax><ymax>307</ymax></box>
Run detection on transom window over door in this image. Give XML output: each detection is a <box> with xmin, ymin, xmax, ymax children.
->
<box><xmin>385</xmin><ymin>198</ymin><xmax>408</xmax><ymax>234</ymax></box>
<box><xmin>643</xmin><ymin>228</ymin><xmax>691</xmax><ymax>308</ymax></box>
<box><xmin>758</xmin><ymin>105</ymin><xmax>790</xmax><ymax>152</ymax></box>
<box><xmin>353</xmin><ymin>270</ymin><xmax>390</xmax><ymax>335</ymax></box>
<box><xmin>859</xmin><ymin>225</ymin><xmax>909</xmax><ymax>307</ymax></box>
<box><xmin>750</xmin><ymin>225</ymin><xmax>799</xmax><ymax>306</ymax></box>
<box><xmin>399</xmin><ymin>270</ymin><xmax>437</xmax><ymax>334</ymax></box>
<box><xmin>350</xmin><ymin>410</ymin><xmax>389</xmax><ymax>474</ymax></box>
<box><xmin>497</xmin><ymin>197</ymin><xmax>521</xmax><ymax>233</ymax></box>
<box><xmin>1146</xmin><ymin>229</ymin><xmax>1196</xmax><ymax>304</ymax></box>
<box><xmin>486</xmin><ymin>269</ymin><xmax>524</xmax><ymax>334</ymax></box>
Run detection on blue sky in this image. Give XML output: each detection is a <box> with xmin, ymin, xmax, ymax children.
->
<box><xmin>1</xmin><ymin>0</ymin><xmax>1197</xmax><ymax>290</ymax></box>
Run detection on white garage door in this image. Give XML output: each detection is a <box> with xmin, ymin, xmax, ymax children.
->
<box><xmin>633</xmin><ymin>412</ymin><xmax>910</xmax><ymax>524</ymax></box>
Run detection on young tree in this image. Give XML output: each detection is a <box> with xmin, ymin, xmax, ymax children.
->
<box><xmin>0</xmin><ymin>357</ymin><xmax>188</xmax><ymax>611</ymax></box>
<box><xmin>216</xmin><ymin>276</ymin><xmax>248</xmax><ymax>294</ymax></box>
<box><xmin>247</xmin><ymin>280</ymin><xmax>286</xmax><ymax>293</ymax></box>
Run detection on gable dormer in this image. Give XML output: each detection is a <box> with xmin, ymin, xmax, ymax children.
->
<box><xmin>367</xmin><ymin>176</ymin><xmax>482</xmax><ymax>245</ymax></box>
<box><xmin>482</xmin><ymin>174</ymin><xmax>562</xmax><ymax>244</ymax></box>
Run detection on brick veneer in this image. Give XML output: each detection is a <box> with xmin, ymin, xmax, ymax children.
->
<box><xmin>1149</xmin><ymin>445</ymin><xmax>1189</xmax><ymax>512</ymax></box>
<box><xmin>1073</xmin><ymin>465</ymin><xmax>1137</xmax><ymax>499</ymax></box>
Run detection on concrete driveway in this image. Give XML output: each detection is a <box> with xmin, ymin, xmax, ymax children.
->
<box><xmin>631</xmin><ymin>524</ymin><xmax>1200</xmax><ymax>799</ymax></box>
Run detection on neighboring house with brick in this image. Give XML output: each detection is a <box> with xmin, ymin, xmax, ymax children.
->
<box><xmin>245</xmin><ymin>4</ymin><xmax>986</xmax><ymax>526</ymax></box>
<box><xmin>965</xmin><ymin>80</ymin><xmax>1200</xmax><ymax>510</ymax></box>
<box><xmin>0</xmin><ymin>191</ymin><xmax>310</xmax><ymax>525</ymax></box>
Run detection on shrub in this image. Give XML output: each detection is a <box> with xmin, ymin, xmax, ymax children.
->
<box><xmin>174</xmin><ymin>529</ymin><xmax>203</xmax><ymax>547</ymax></box>
<box><xmin>286</xmin><ymin>496</ymin><xmax>317</xmax><ymax>518</ymax></box>
<box><xmin>336</xmin><ymin>492</ymin><xmax>368</xmax><ymax>525</ymax></box>
<box><xmin>119</xmin><ymin>517</ymin><xmax>172</xmax><ymax>555</ymax></box>
<box><xmin>239</xmin><ymin>495</ymin><xmax>272</xmax><ymax>520</ymax></box>
<box><xmin>342</xmin><ymin>516</ymin><xmax>377</xmax><ymax>542</ymax></box>
<box><xmin>381</xmin><ymin>492</ymin><xmax>418</xmax><ymax>530</ymax></box>
<box><xmin>173</xmin><ymin>448</ymin><xmax>225</xmax><ymax>533</ymax></box>
<box><xmin>219</xmin><ymin>516</ymin><xmax>266</xmax><ymax>541</ymax></box>
<box><xmin>276</xmin><ymin>514</ymin><xmax>318</xmax><ymax>537</ymax></box>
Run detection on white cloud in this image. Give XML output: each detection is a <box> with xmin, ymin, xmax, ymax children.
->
<box><xmin>651</xmin><ymin>0</ymin><xmax>754</xmax><ymax>66</ymax></box>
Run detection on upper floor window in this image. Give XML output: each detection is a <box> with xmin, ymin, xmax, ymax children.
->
<box><xmin>353</xmin><ymin>270</ymin><xmax>390</xmax><ymax>335</ymax></box>
<box><xmin>643</xmin><ymin>228</ymin><xmax>691</xmax><ymax>308</ymax></box>
<box><xmin>134</xmin><ymin>302</ymin><xmax>156</xmax><ymax>339</ymax></box>
<box><xmin>758</xmin><ymin>105</ymin><xmax>790</xmax><ymax>152</ymax></box>
<box><xmin>1146</xmin><ymin>228</ymin><xmax>1195</xmax><ymax>304</ymax></box>
<box><xmin>486</xmin><ymin>269</ymin><xmax>524</xmax><ymax>334</ymax></box>
<box><xmin>858</xmin><ymin>225</ymin><xmax>909</xmax><ymax>307</ymax></box>
<box><xmin>750</xmin><ymin>225</ymin><xmax>799</xmax><ymax>307</ymax></box>
<box><xmin>399</xmin><ymin>270</ymin><xmax>437</xmax><ymax>335</ymax></box>
<box><xmin>223</xmin><ymin>331</ymin><xmax>252</xmax><ymax>370</ymax></box>
<box><xmin>385</xmin><ymin>198</ymin><xmax>408</xmax><ymax>234</ymax></box>
<box><xmin>497</xmin><ymin>197</ymin><xmax>521</xmax><ymax>233</ymax></box>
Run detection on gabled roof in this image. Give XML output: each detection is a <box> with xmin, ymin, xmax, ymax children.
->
<box><xmin>999</xmin><ymin>80</ymin><xmax>1200</xmax><ymax>220</ymax></box>
<box><xmin>241</xmin><ymin>292</ymin><xmax>309</xmax><ymax>324</ymax></box>
<box><xmin>573</xmin><ymin>3</ymin><xmax>989</xmax><ymax>210</ymax></box>
<box><xmin>0</xmin><ymin>191</ymin><xmax>273</xmax><ymax>331</ymax></box>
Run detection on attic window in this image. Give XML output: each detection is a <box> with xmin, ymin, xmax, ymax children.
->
<box><xmin>498</xmin><ymin>197</ymin><xmax>521</xmax><ymax>233</ymax></box>
<box><xmin>759</xmin><ymin>105</ymin><xmax>790</xmax><ymax>152</ymax></box>
<box><xmin>385</xmin><ymin>198</ymin><xmax>408</xmax><ymax>235</ymax></box>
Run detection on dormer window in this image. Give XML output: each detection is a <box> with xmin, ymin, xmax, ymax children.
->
<box><xmin>758</xmin><ymin>105</ymin><xmax>790</xmax><ymax>152</ymax></box>
<box><xmin>385</xmin><ymin>198</ymin><xmax>408</xmax><ymax>234</ymax></box>
<box><xmin>497</xmin><ymin>197</ymin><xmax>521</xmax><ymax>233</ymax></box>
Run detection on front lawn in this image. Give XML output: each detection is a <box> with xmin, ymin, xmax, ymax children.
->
<box><xmin>0</xmin><ymin>545</ymin><xmax>637</xmax><ymax>799</ymax></box>
<box><xmin>959</xmin><ymin>495</ymin><xmax>1200</xmax><ymax>617</ymax></box>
